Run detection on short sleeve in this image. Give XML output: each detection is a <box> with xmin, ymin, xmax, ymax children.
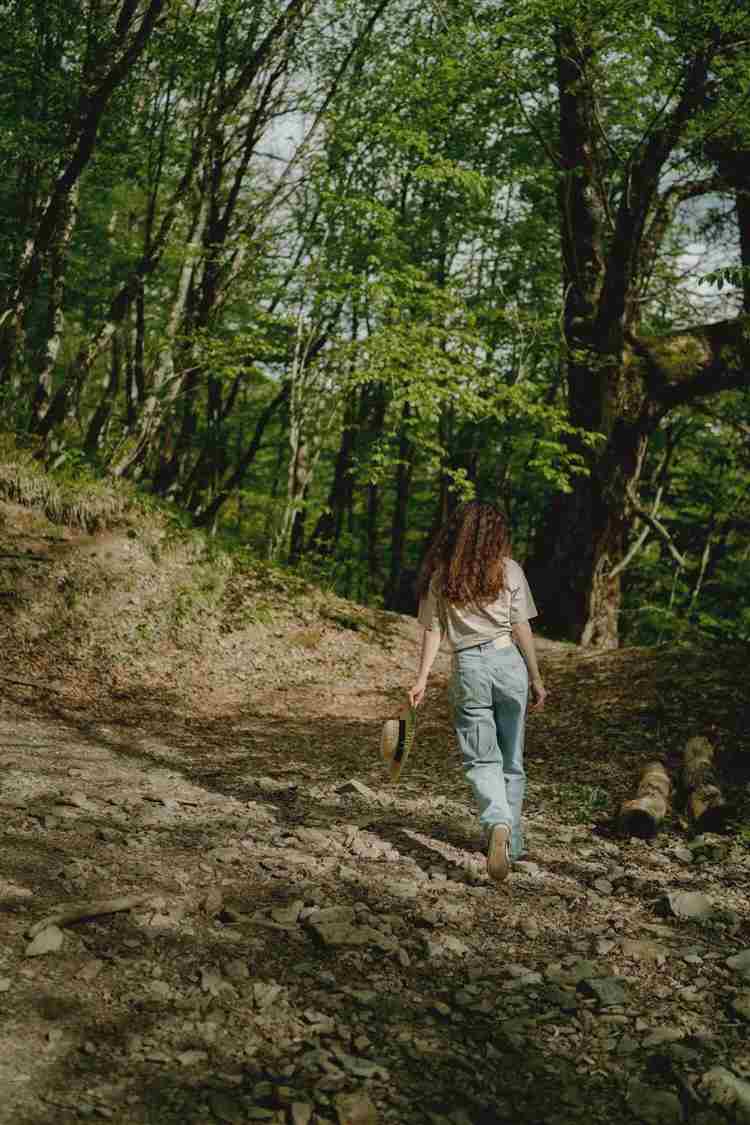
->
<box><xmin>508</xmin><ymin>560</ymin><xmax>538</xmax><ymax>624</ymax></box>
<box><xmin>417</xmin><ymin>578</ymin><xmax>443</xmax><ymax>633</ymax></box>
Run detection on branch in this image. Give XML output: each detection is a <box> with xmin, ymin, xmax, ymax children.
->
<box><xmin>688</xmin><ymin>518</ymin><xmax>716</xmax><ymax>613</ymax></box>
<box><xmin>191</xmin><ymin>379</ymin><xmax>292</xmax><ymax>528</ymax></box>
<box><xmin>628</xmin><ymin>497</ymin><xmax>687</xmax><ymax>569</ymax></box>
<box><xmin>595</xmin><ymin>38</ymin><xmax>720</xmax><ymax>337</ymax></box>
<box><xmin>610</xmin><ymin>421</ymin><xmax>682</xmax><ymax>579</ymax></box>
<box><xmin>34</xmin><ymin>1</ymin><xmax>321</xmax><ymax>436</ymax></box>
<box><xmin>629</xmin><ymin>315</ymin><xmax>750</xmax><ymax>412</ymax></box>
<box><xmin>27</xmin><ymin>894</ymin><xmax>152</xmax><ymax>939</ymax></box>
<box><xmin>0</xmin><ymin>552</ymin><xmax>50</xmax><ymax>562</ymax></box>
<box><xmin>0</xmin><ymin>676</ymin><xmax>60</xmax><ymax>693</ymax></box>
<box><xmin>608</xmin><ymin>515</ymin><xmax>652</xmax><ymax>579</ymax></box>
<box><xmin>8</xmin><ymin>0</ymin><xmax>167</xmax><ymax>321</ymax></box>
<box><xmin>639</xmin><ymin>175</ymin><xmax>727</xmax><ymax>290</ymax></box>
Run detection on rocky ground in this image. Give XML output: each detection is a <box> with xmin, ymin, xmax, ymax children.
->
<box><xmin>0</xmin><ymin>514</ymin><xmax>749</xmax><ymax>1125</ymax></box>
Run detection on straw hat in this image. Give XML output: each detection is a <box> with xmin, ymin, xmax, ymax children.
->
<box><xmin>380</xmin><ymin>706</ymin><xmax>417</xmax><ymax>783</ymax></box>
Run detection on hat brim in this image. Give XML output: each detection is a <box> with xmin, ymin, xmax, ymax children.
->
<box><xmin>380</xmin><ymin>707</ymin><xmax>416</xmax><ymax>783</ymax></box>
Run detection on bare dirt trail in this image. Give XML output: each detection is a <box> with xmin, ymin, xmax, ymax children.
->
<box><xmin>1</xmin><ymin>522</ymin><xmax>749</xmax><ymax>1125</ymax></box>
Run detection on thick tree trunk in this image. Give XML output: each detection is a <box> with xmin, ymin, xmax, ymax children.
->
<box><xmin>526</xmin><ymin>25</ymin><xmax>738</xmax><ymax>647</ymax></box>
<box><xmin>526</xmin><ymin>28</ymin><xmax>633</xmax><ymax>646</ymax></box>
<box><xmin>528</xmin><ymin>313</ymin><xmax>750</xmax><ymax>645</ymax></box>
<box><xmin>527</xmin><ymin>387</ymin><xmax>648</xmax><ymax>647</ymax></box>
<box><xmin>527</xmin><ymin>470</ymin><xmax>625</xmax><ymax>648</ymax></box>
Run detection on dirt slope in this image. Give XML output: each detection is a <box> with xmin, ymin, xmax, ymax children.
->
<box><xmin>1</xmin><ymin>509</ymin><xmax>749</xmax><ymax>1125</ymax></box>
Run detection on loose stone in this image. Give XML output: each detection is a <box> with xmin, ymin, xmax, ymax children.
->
<box><xmin>731</xmin><ymin>992</ymin><xmax>750</xmax><ymax>1022</ymax></box>
<box><xmin>333</xmin><ymin>1090</ymin><xmax>379</xmax><ymax>1124</ymax></box>
<box><xmin>25</xmin><ymin>926</ymin><xmax>65</xmax><ymax>958</ymax></box>
<box><xmin>620</xmin><ymin>938</ymin><xmax>668</xmax><ymax>964</ymax></box>
<box><xmin>577</xmin><ymin>978</ymin><xmax>628</xmax><ymax>1008</ymax></box>
<box><xmin>727</xmin><ymin>950</ymin><xmax>750</xmax><ymax>978</ymax></box>
<box><xmin>699</xmin><ymin>1067</ymin><xmax>750</xmax><ymax>1123</ymax></box>
<box><xmin>662</xmin><ymin>891</ymin><xmax>715</xmax><ymax>921</ymax></box>
<box><xmin>625</xmin><ymin>1079</ymin><xmax>684</xmax><ymax>1125</ymax></box>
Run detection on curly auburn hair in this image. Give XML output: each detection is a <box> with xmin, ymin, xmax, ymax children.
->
<box><xmin>416</xmin><ymin>501</ymin><xmax>512</xmax><ymax>608</ymax></box>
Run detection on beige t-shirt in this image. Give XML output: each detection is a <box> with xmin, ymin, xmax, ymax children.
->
<box><xmin>417</xmin><ymin>557</ymin><xmax>537</xmax><ymax>652</ymax></box>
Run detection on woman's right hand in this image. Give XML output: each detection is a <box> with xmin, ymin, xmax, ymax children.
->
<box><xmin>408</xmin><ymin>678</ymin><xmax>428</xmax><ymax>708</ymax></box>
<box><xmin>530</xmin><ymin>678</ymin><xmax>547</xmax><ymax>711</ymax></box>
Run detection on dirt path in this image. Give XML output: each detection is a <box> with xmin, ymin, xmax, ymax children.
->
<box><xmin>1</xmin><ymin>610</ymin><xmax>749</xmax><ymax>1125</ymax></box>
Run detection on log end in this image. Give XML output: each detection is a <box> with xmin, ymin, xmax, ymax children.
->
<box><xmin>692</xmin><ymin>804</ymin><xmax>731</xmax><ymax>836</ymax></box>
<box><xmin>619</xmin><ymin>805</ymin><xmax>660</xmax><ymax>840</ymax></box>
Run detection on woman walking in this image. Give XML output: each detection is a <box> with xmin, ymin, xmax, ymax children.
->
<box><xmin>408</xmin><ymin>501</ymin><xmax>547</xmax><ymax>882</ymax></box>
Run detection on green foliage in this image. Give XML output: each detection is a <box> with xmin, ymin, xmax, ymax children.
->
<box><xmin>545</xmin><ymin>781</ymin><xmax>610</xmax><ymax>824</ymax></box>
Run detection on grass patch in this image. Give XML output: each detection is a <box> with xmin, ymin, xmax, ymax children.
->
<box><xmin>0</xmin><ymin>435</ymin><xmax>140</xmax><ymax>532</ymax></box>
<box><xmin>544</xmin><ymin>781</ymin><xmax>611</xmax><ymax>824</ymax></box>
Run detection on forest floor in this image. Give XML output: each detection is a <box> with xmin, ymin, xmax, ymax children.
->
<box><xmin>1</xmin><ymin>501</ymin><xmax>749</xmax><ymax>1125</ymax></box>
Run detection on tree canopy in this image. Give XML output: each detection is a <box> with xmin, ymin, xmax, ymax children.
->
<box><xmin>1</xmin><ymin>0</ymin><xmax>749</xmax><ymax>645</ymax></box>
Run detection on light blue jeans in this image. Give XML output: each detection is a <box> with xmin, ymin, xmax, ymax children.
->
<box><xmin>449</xmin><ymin>640</ymin><xmax>529</xmax><ymax>860</ymax></box>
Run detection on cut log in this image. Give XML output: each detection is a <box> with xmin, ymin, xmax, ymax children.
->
<box><xmin>619</xmin><ymin>760</ymin><xmax>671</xmax><ymax>838</ymax></box>
<box><xmin>27</xmin><ymin>894</ymin><xmax>151</xmax><ymax>938</ymax></box>
<box><xmin>682</xmin><ymin>736</ymin><xmax>728</xmax><ymax>834</ymax></box>
<box><xmin>0</xmin><ymin>676</ymin><xmax>60</xmax><ymax>693</ymax></box>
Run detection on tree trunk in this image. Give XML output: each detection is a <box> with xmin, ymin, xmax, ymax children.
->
<box><xmin>362</xmin><ymin>384</ymin><xmax>387</xmax><ymax>595</ymax></box>
<box><xmin>526</xmin><ymin>476</ymin><xmax>628</xmax><ymax>648</ymax></box>
<box><xmin>308</xmin><ymin>393</ymin><xmax>358</xmax><ymax>554</ymax></box>
<box><xmin>526</xmin><ymin>24</ymin><xmax>738</xmax><ymax>647</ymax></box>
<box><xmin>416</xmin><ymin>406</ymin><xmax>461</xmax><ymax>572</ymax></box>
<box><xmin>29</xmin><ymin>184</ymin><xmax>79</xmax><ymax>426</ymax></box>
<box><xmin>31</xmin><ymin>0</ymin><xmax>315</xmax><ymax>440</ymax></box>
<box><xmin>527</xmin><ymin>341</ymin><xmax>652</xmax><ymax>648</ymax></box>
<box><xmin>526</xmin><ymin>27</ymin><xmax>633</xmax><ymax>646</ymax></box>
<box><xmin>193</xmin><ymin>380</ymin><xmax>291</xmax><ymax>530</ymax></box>
<box><xmin>528</xmin><ymin>313</ymin><xmax>750</xmax><ymax>645</ymax></box>
<box><xmin>737</xmin><ymin>187</ymin><xmax>750</xmax><ymax>313</ymax></box>
<box><xmin>384</xmin><ymin>402</ymin><xmax>413</xmax><ymax>611</ymax></box>
<box><xmin>289</xmin><ymin>483</ymin><xmax>309</xmax><ymax>563</ymax></box>
<box><xmin>152</xmin><ymin>366</ymin><xmax>200</xmax><ymax>497</ymax></box>
<box><xmin>84</xmin><ymin>332</ymin><xmax>121</xmax><ymax>456</ymax></box>
<box><xmin>112</xmin><ymin>198</ymin><xmax>209</xmax><ymax>481</ymax></box>
<box><xmin>0</xmin><ymin>0</ymin><xmax>166</xmax><ymax>385</ymax></box>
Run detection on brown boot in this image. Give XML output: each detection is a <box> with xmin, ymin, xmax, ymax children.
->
<box><xmin>487</xmin><ymin>824</ymin><xmax>511</xmax><ymax>883</ymax></box>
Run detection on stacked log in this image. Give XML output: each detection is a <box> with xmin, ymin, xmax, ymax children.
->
<box><xmin>682</xmin><ymin>736</ymin><xmax>727</xmax><ymax>834</ymax></box>
<box><xmin>619</xmin><ymin>760</ymin><xmax>671</xmax><ymax>838</ymax></box>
